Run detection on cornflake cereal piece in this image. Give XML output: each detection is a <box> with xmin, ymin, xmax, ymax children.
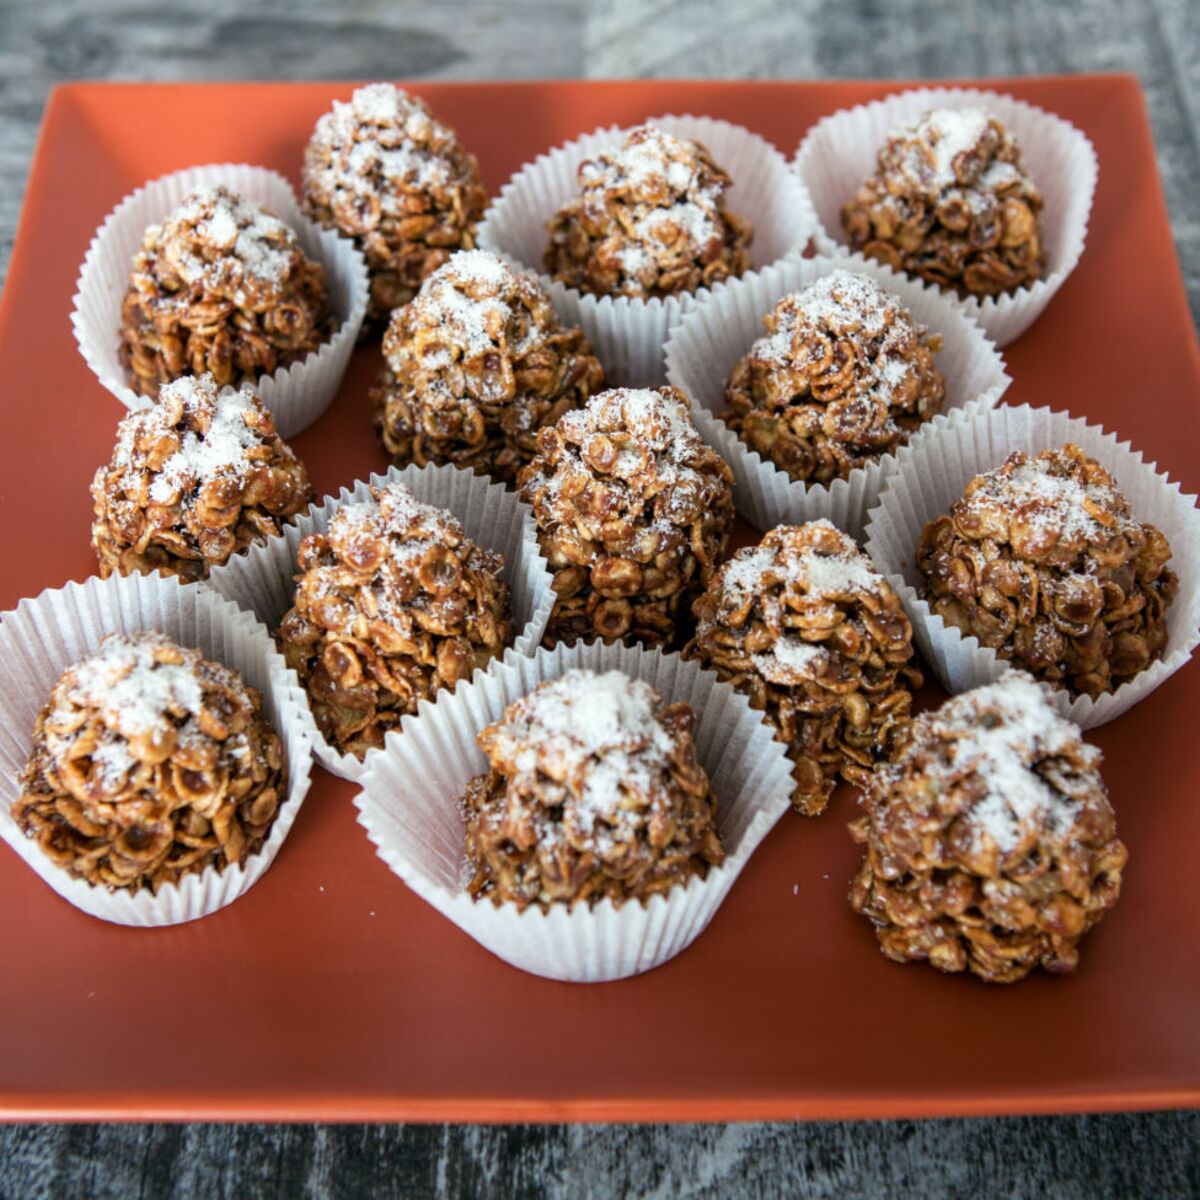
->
<box><xmin>545</xmin><ymin>124</ymin><xmax>752</xmax><ymax>299</ymax></box>
<box><xmin>91</xmin><ymin>373</ymin><xmax>313</xmax><ymax>582</ymax></box>
<box><xmin>302</xmin><ymin>83</ymin><xmax>488</xmax><ymax>325</ymax></box>
<box><xmin>371</xmin><ymin>250</ymin><xmax>605</xmax><ymax>484</ymax></box>
<box><xmin>463</xmin><ymin>668</ymin><xmax>724</xmax><ymax>910</ymax></box>
<box><xmin>722</xmin><ymin>271</ymin><xmax>945</xmax><ymax>484</ymax></box>
<box><xmin>918</xmin><ymin>444</ymin><xmax>1178</xmax><ymax>699</ymax></box>
<box><xmin>13</xmin><ymin>632</ymin><xmax>287</xmax><ymax>893</ymax></box>
<box><xmin>685</xmin><ymin>521</ymin><xmax>921</xmax><ymax>814</ymax></box>
<box><xmin>119</xmin><ymin>185</ymin><xmax>334</xmax><ymax>396</ymax></box>
<box><xmin>849</xmin><ymin>672</ymin><xmax>1127</xmax><ymax>983</ymax></box>
<box><xmin>277</xmin><ymin>481</ymin><xmax>513</xmax><ymax>758</ymax></box>
<box><xmin>841</xmin><ymin>108</ymin><xmax>1045</xmax><ymax>298</ymax></box>
<box><xmin>518</xmin><ymin>386</ymin><xmax>735</xmax><ymax>648</ymax></box>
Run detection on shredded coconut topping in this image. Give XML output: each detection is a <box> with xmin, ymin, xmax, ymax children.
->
<box><xmin>321</xmin><ymin>481</ymin><xmax>481</xmax><ymax>633</ymax></box>
<box><xmin>547</xmin><ymin>388</ymin><xmax>713</xmax><ymax>535</ymax></box>
<box><xmin>153</xmin><ymin>185</ymin><xmax>295</xmax><ymax>294</ymax></box>
<box><xmin>589</xmin><ymin>126</ymin><xmax>702</xmax><ymax>191</ymax></box>
<box><xmin>768</xmin><ymin>271</ymin><xmax>893</xmax><ymax>346</ymax></box>
<box><xmin>347</xmin><ymin>82</ymin><xmax>433</xmax><ymax>134</ymax></box>
<box><xmin>897</xmin><ymin>673</ymin><xmax>1099</xmax><ymax>852</ymax></box>
<box><xmin>877</xmin><ymin>107</ymin><xmax>1039</xmax><ymax>209</ymax></box>
<box><xmin>962</xmin><ymin>451</ymin><xmax>1133</xmax><ymax>548</ymax></box>
<box><xmin>581</xmin><ymin>125</ymin><xmax>723</xmax><ymax>253</ymax></box>
<box><xmin>56</xmin><ymin>632</ymin><xmax>247</xmax><ymax>751</ymax></box>
<box><xmin>719</xmin><ymin>518</ymin><xmax>882</xmax><ymax>606</ymax></box>
<box><xmin>409</xmin><ymin>250</ymin><xmax>530</xmax><ymax>360</ymax></box>
<box><xmin>752</xmin><ymin>635</ymin><xmax>828</xmax><ymax>683</ymax></box>
<box><xmin>131</xmin><ymin>376</ymin><xmax>265</xmax><ymax>505</ymax></box>
<box><xmin>752</xmin><ymin>270</ymin><xmax>928</xmax><ymax>409</ymax></box>
<box><xmin>488</xmin><ymin>669</ymin><xmax>675</xmax><ymax>837</ymax></box>
<box><xmin>332</xmin><ymin>481</ymin><xmax>463</xmax><ymax>564</ymax></box>
<box><xmin>917</xmin><ymin>108</ymin><xmax>992</xmax><ymax>188</ymax></box>
<box><xmin>306</xmin><ymin>83</ymin><xmax>461</xmax><ymax>214</ymax></box>
<box><xmin>708</xmin><ymin>521</ymin><xmax>885</xmax><ymax>682</ymax></box>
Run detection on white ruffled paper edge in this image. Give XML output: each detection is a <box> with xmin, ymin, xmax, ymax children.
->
<box><xmin>205</xmin><ymin>461</ymin><xmax>557</xmax><ymax>783</ymax></box>
<box><xmin>664</xmin><ymin>252</ymin><xmax>1010</xmax><ymax>540</ymax></box>
<box><xmin>863</xmin><ymin>403</ymin><xmax>1200</xmax><ymax>728</ymax></box>
<box><xmin>0</xmin><ymin>572</ymin><xmax>314</xmax><ymax>926</ymax></box>
<box><xmin>354</xmin><ymin>641</ymin><xmax>794</xmax><ymax>983</ymax></box>
<box><xmin>71</xmin><ymin>163</ymin><xmax>370</xmax><ymax>439</ymax></box>
<box><xmin>477</xmin><ymin>114</ymin><xmax>820</xmax><ymax>386</ymax></box>
<box><xmin>793</xmin><ymin>87</ymin><xmax>1098</xmax><ymax>347</ymax></box>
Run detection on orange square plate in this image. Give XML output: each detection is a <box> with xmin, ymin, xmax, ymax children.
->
<box><xmin>1</xmin><ymin>76</ymin><xmax>1198</xmax><ymax>1122</ymax></box>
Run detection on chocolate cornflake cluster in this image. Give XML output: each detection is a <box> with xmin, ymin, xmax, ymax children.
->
<box><xmin>545</xmin><ymin>124</ymin><xmax>752</xmax><ymax>300</ymax></box>
<box><xmin>841</xmin><ymin>108</ymin><xmax>1045</xmax><ymax>298</ymax></box>
<box><xmin>518</xmin><ymin>386</ymin><xmax>735</xmax><ymax>648</ymax></box>
<box><xmin>302</xmin><ymin>82</ymin><xmax>488</xmax><ymax>326</ymax></box>
<box><xmin>371</xmin><ymin>250</ymin><xmax>605</xmax><ymax>485</ymax></box>
<box><xmin>685</xmin><ymin>521</ymin><xmax>921</xmax><ymax>815</ymax></box>
<box><xmin>722</xmin><ymin>271</ymin><xmax>946</xmax><ymax>484</ymax></box>
<box><xmin>277</xmin><ymin>481</ymin><xmax>513</xmax><ymax>759</ymax></box>
<box><xmin>14</xmin><ymin>632</ymin><xmax>287</xmax><ymax>893</ymax></box>
<box><xmin>463</xmin><ymin>668</ymin><xmax>724</xmax><ymax>910</ymax></box>
<box><xmin>120</xmin><ymin>185</ymin><xmax>334</xmax><ymax>397</ymax></box>
<box><xmin>91</xmin><ymin>373</ymin><xmax>313</xmax><ymax>582</ymax></box>
<box><xmin>849</xmin><ymin>673</ymin><xmax>1127</xmax><ymax>983</ymax></box>
<box><xmin>918</xmin><ymin>444</ymin><xmax>1177</xmax><ymax>699</ymax></box>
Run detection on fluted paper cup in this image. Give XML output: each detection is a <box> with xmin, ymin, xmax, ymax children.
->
<box><xmin>477</xmin><ymin>115</ymin><xmax>818</xmax><ymax>386</ymax></box>
<box><xmin>864</xmin><ymin>403</ymin><xmax>1200</xmax><ymax>727</ymax></box>
<box><xmin>664</xmin><ymin>253</ymin><xmax>1009</xmax><ymax>539</ymax></box>
<box><xmin>794</xmin><ymin>88</ymin><xmax>1097</xmax><ymax>347</ymax></box>
<box><xmin>0</xmin><ymin>572</ymin><xmax>313</xmax><ymax>926</ymax></box>
<box><xmin>206</xmin><ymin>462</ymin><xmax>556</xmax><ymax>782</ymax></box>
<box><xmin>72</xmin><ymin>163</ymin><xmax>370</xmax><ymax>438</ymax></box>
<box><xmin>354</xmin><ymin>641</ymin><xmax>794</xmax><ymax>982</ymax></box>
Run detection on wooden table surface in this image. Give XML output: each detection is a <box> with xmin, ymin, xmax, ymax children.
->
<box><xmin>0</xmin><ymin>1</ymin><xmax>1198</xmax><ymax>1196</ymax></box>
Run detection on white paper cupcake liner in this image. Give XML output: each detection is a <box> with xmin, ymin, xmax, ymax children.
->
<box><xmin>205</xmin><ymin>462</ymin><xmax>557</xmax><ymax>783</ymax></box>
<box><xmin>664</xmin><ymin>252</ymin><xmax>1010</xmax><ymax>540</ymax></box>
<box><xmin>477</xmin><ymin>114</ymin><xmax>819</xmax><ymax>386</ymax></box>
<box><xmin>863</xmin><ymin>403</ymin><xmax>1200</xmax><ymax>727</ymax></box>
<box><xmin>71</xmin><ymin>163</ymin><xmax>370</xmax><ymax>439</ymax></box>
<box><xmin>354</xmin><ymin>641</ymin><xmax>794</xmax><ymax>982</ymax></box>
<box><xmin>794</xmin><ymin>88</ymin><xmax>1098</xmax><ymax>347</ymax></box>
<box><xmin>0</xmin><ymin>572</ymin><xmax>314</xmax><ymax>926</ymax></box>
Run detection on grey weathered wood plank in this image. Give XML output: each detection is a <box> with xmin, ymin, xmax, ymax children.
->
<box><xmin>1</xmin><ymin>1114</ymin><xmax>1198</xmax><ymax>1197</ymax></box>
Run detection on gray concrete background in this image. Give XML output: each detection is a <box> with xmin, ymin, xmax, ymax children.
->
<box><xmin>0</xmin><ymin>1</ymin><xmax>1198</xmax><ymax>1196</ymax></box>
